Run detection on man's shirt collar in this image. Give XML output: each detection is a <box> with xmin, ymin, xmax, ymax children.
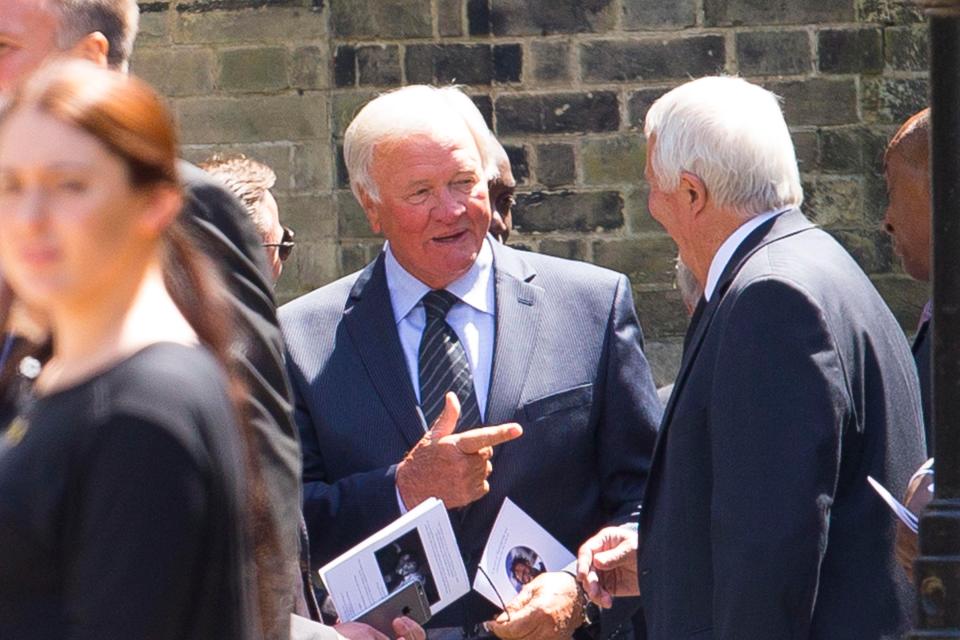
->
<box><xmin>704</xmin><ymin>207</ymin><xmax>790</xmax><ymax>301</ymax></box>
<box><xmin>384</xmin><ymin>236</ymin><xmax>495</xmax><ymax>323</ymax></box>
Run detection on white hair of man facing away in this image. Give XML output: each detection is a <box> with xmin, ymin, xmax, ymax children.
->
<box><xmin>643</xmin><ymin>76</ymin><xmax>803</xmax><ymax>218</ymax></box>
<box><xmin>343</xmin><ymin>85</ymin><xmax>495</xmax><ymax>205</ymax></box>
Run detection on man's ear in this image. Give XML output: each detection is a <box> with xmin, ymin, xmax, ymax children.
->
<box><xmin>679</xmin><ymin>171</ymin><xmax>708</xmax><ymax>216</ymax></box>
<box><xmin>358</xmin><ymin>188</ymin><xmax>382</xmax><ymax>234</ymax></box>
<box><xmin>68</xmin><ymin>32</ymin><xmax>109</xmax><ymax>68</ymax></box>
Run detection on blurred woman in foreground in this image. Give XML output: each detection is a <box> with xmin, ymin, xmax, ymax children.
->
<box><xmin>0</xmin><ymin>60</ymin><xmax>256</xmax><ymax>638</ymax></box>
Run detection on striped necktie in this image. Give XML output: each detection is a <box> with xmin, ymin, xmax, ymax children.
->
<box><xmin>418</xmin><ymin>290</ymin><xmax>481</xmax><ymax>429</ymax></box>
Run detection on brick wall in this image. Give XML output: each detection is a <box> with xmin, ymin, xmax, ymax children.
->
<box><xmin>132</xmin><ymin>0</ymin><xmax>931</xmax><ymax>384</ymax></box>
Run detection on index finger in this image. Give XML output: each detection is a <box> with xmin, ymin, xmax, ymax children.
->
<box><xmin>452</xmin><ymin>423</ymin><xmax>523</xmax><ymax>454</ymax></box>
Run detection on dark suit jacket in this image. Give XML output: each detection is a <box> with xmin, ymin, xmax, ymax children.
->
<box><xmin>280</xmin><ymin>240</ymin><xmax>662</xmax><ymax>628</ymax></box>
<box><xmin>637</xmin><ymin>210</ymin><xmax>926</xmax><ymax>640</ymax></box>
<box><xmin>178</xmin><ymin>162</ymin><xmax>303</xmax><ymax>635</ymax></box>
<box><xmin>912</xmin><ymin>316</ymin><xmax>932</xmax><ymax>455</ymax></box>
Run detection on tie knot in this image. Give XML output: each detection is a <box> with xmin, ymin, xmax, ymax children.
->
<box><xmin>422</xmin><ymin>289</ymin><xmax>458</xmax><ymax>320</ymax></box>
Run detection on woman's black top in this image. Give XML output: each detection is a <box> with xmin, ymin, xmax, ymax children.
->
<box><xmin>0</xmin><ymin>342</ymin><xmax>256</xmax><ymax>640</ymax></box>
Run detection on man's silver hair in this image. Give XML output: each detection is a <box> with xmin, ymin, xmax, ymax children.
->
<box><xmin>644</xmin><ymin>76</ymin><xmax>803</xmax><ymax>218</ymax></box>
<box><xmin>343</xmin><ymin>85</ymin><xmax>495</xmax><ymax>205</ymax></box>
<box><xmin>53</xmin><ymin>0</ymin><xmax>140</xmax><ymax>71</ymax></box>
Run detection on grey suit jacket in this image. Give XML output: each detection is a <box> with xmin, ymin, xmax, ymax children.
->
<box><xmin>280</xmin><ymin>240</ymin><xmax>662</xmax><ymax>628</ymax></box>
<box><xmin>637</xmin><ymin>210</ymin><xmax>926</xmax><ymax>640</ymax></box>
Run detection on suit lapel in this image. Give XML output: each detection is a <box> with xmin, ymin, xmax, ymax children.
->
<box><xmin>343</xmin><ymin>254</ymin><xmax>426</xmax><ymax>449</ymax></box>
<box><xmin>645</xmin><ymin>209</ymin><xmax>817</xmax><ymax>507</ymax></box>
<box><xmin>483</xmin><ymin>243</ymin><xmax>543</xmax><ymax>427</ymax></box>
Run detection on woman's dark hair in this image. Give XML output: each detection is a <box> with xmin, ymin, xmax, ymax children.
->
<box><xmin>0</xmin><ymin>60</ymin><xmax>279</xmax><ymax>634</ymax></box>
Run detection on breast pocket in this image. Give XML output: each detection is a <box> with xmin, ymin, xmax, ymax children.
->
<box><xmin>521</xmin><ymin>383</ymin><xmax>594</xmax><ymax>423</ymax></box>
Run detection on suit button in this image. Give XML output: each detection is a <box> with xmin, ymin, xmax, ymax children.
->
<box><xmin>640</xmin><ymin>568</ymin><xmax>651</xmax><ymax>577</ymax></box>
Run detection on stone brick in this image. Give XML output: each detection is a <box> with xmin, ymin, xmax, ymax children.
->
<box><xmin>131</xmin><ymin>47</ymin><xmax>214</xmax><ymax>96</ymax></box>
<box><xmin>792</xmin><ymin>130</ymin><xmax>819</xmax><ymax>173</ymax></box>
<box><xmin>592</xmin><ymin>235</ymin><xmax>677</xmax><ymax>285</ymax></box>
<box><xmin>493</xmin><ymin>45</ymin><xmax>522</xmax><ymax>83</ymax></box>
<box><xmin>736</xmin><ymin>31</ymin><xmax>810</xmax><ymax>76</ymax></box>
<box><xmin>627</xmin><ymin>87</ymin><xmax>673</xmax><ymax>130</ymax></box>
<box><xmin>175</xmin><ymin>7</ymin><xmax>326</xmax><ymax>43</ymax></box>
<box><xmin>334</xmin><ymin>46</ymin><xmax>356</xmax><ymax>87</ymax></box>
<box><xmin>818</xmin><ymin>28</ymin><xmax>883</xmax><ymax>74</ymax></box>
<box><xmin>357</xmin><ymin>45</ymin><xmax>401</xmax><ymax>86</ymax></box>
<box><xmin>284</xmin><ymin>239</ymin><xmax>340</xmax><ymax>292</ymax></box>
<box><xmin>536</xmin><ymin>144</ymin><xmax>575</xmax><ymax>188</ymax></box>
<box><xmin>176</xmin><ymin>93</ymin><xmax>327</xmax><ymax>144</ymax></box>
<box><xmin>513</xmin><ymin>191</ymin><xmax>623</xmax><ymax>232</ymax></box>
<box><xmin>471</xmin><ymin>95</ymin><xmax>494</xmax><ymax>128</ymax></box>
<box><xmin>859</xmin><ymin>0</ymin><xmax>924</xmax><ymax>25</ymax></box>
<box><xmin>803</xmin><ymin>177</ymin><xmax>864</xmax><ymax>226</ymax></box>
<box><xmin>625</xmin><ymin>186</ymin><xmax>664</xmax><ymax>234</ymax></box>
<box><xmin>291</xmin><ymin>46</ymin><xmax>328</xmax><ymax>90</ymax></box>
<box><xmin>292</xmin><ymin>142</ymin><xmax>333</xmax><ymax>192</ymax></box>
<box><xmin>623</xmin><ymin>0</ymin><xmax>696</xmax><ymax>29</ymax></box>
<box><xmin>181</xmin><ymin>142</ymin><xmax>292</xmax><ymax>180</ymax></box>
<box><xmin>504</xmin><ymin>145</ymin><xmax>530</xmax><ymax>184</ymax></box>
<box><xmin>581</xmin><ymin>36</ymin><xmax>725</xmax><ymax>83</ymax></box>
<box><xmin>339</xmin><ymin>243</ymin><xmax>370</xmax><ymax>275</ymax></box>
<box><xmin>136</xmin><ymin>10</ymin><xmax>170</xmax><ymax>46</ymax></box>
<box><xmin>406</xmin><ymin>44</ymin><xmax>493</xmax><ymax>85</ymax></box>
<box><xmin>863</xmin><ymin>175</ymin><xmax>888</xmax><ymax>224</ymax></box>
<box><xmin>330</xmin><ymin>0</ymin><xmax>432</xmax><ymax>39</ymax></box>
<box><xmin>862</xmin><ymin>78</ymin><xmax>929</xmax><ymax>124</ymax></box>
<box><xmin>335</xmin><ymin>144</ymin><xmax>349</xmax><ymax>189</ymax></box>
<box><xmin>704</xmin><ymin>0</ymin><xmax>854</xmax><ymax>26</ymax></box>
<box><xmin>337</xmin><ymin>190</ymin><xmax>377</xmax><ymax>237</ymax></box>
<box><xmin>767</xmin><ymin>78</ymin><xmax>859</xmax><ymax>126</ymax></box>
<box><xmin>490</xmin><ymin>0</ymin><xmax>616</xmax><ymax>36</ymax></box>
<box><xmin>634</xmin><ymin>289</ymin><xmax>689</xmax><ymax>340</ymax></box>
<box><xmin>871</xmin><ymin>275</ymin><xmax>929</xmax><ymax>331</ymax></box>
<box><xmin>439</xmin><ymin>0</ymin><xmax>464</xmax><ymax>37</ymax></box>
<box><xmin>218</xmin><ymin>47</ymin><xmax>288</xmax><ymax>92</ymax></box>
<box><xmin>275</xmin><ymin>192</ymin><xmax>337</xmax><ymax>242</ymax></box>
<box><xmin>643</xmin><ymin>338</ymin><xmax>683</xmax><ymax>386</ymax></box>
<box><xmin>538</xmin><ymin>238</ymin><xmax>585</xmax><ymax>261</ymax></box>
<box><xmin>820</xmin><ymin>127</ymin><xmax>887</xmax><ymax>174</ymax></box>
<box><xmin>885</xmin><ymin>25</ymin><xmax>929</xmax><ymax>72</ymax></box>
<box><xmin>581</xmin><ymin>137</ymin><xmax>645</xmax><ymax>185</ymax></box>
<box><xmin>830</xmin><ymin>229</ymin><xmax>893</xmax><ymax>274</ymax></box>
<box><xmin>331</xmin><ymin>92</ymin><xmax>376</xmax><ymax>138</ymax></box>
<box><xmin>467</xmin><ymin>0</ymin><xmax>492</xmax><ymax>35</ymax></box>
<box><xmin>496</xmin><ymin>92</ymin><xmax>620</xmax><ymax>135</ymax></box>
<box><xmin>531</xmin><ymin>41</ymin><xmax>572</xmax><ymax>83</ymax></box>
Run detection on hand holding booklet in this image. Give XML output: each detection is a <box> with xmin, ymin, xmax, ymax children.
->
<box><xmin>318</xmin><ymin>498</ymin><xmax>469</xmax><ymax>622</ymax></box>
<box><xmin>473</xmin><ymin>498</ymin><xmax>575</xmax><ymax>608</ymax></box>
<box><xmin>318</xmin><ymin>496</ymin><xmax>574</xmax><ymax>629</ymax></box>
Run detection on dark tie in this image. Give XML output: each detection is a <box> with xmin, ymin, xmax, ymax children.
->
<box><xmin>418</xmin><ymin>290</ymin><xmax>481</xmax><ymax>430</ymax></box>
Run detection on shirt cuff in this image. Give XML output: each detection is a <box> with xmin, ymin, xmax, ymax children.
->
<box><xmin>395</xmin><ymin>484</ymin><xmax>409</xmax><ymax>515</ymax></box>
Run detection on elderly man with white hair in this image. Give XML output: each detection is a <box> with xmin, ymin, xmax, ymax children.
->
<box><xmin>576</xmin><ymin>76</ymin><xmax>925</xmax><ymax>639</ymax></box>
<box><xmin>280</xmin><ymin>85</ymin><xmax>662</xmax><ymax>640</ymax></box>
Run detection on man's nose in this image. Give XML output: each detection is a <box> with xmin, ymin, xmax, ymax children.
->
<box><xmin>433</xmin><ymin>187</ymin><xmax>467</xmax><ymax>220</ymax></box>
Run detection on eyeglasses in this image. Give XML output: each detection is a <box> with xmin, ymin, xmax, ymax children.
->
<box><xmin>263</xmin><ymin>225</ymin><xmax>295</xmax><ymax>262</ymax></box>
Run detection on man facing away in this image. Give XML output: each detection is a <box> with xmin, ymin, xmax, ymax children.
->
<box><xmin>577</xmin><ymin>76</ymin><xmax>926</xmax><ymax>640</ymax></box>
<box><xmin>280</xmin><ymin>84</ymin><xmax>662</xmax><ymax>640</ymax></box>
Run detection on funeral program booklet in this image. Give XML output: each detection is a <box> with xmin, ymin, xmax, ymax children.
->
<box><xmin>473</xmin><ymin>498</ymin><xmax>576</xmax><ymax>607</ymax></box>
<box><xmin>318</xmin><ymin>497</ymin><xmax>470</xmax><ymax>619</ymax></box>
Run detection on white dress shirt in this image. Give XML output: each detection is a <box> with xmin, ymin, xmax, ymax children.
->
<box><xmin>384</xmin><ymin>236</ymin><xmax>496</xmax><ymax>422</ymax></box>
<box><xmin>385</xmin><ymin>237</ymin><xmax>497</xmax><ymax>512</ymax></box>
<box><xmin>703</xmin><ymin>208</ymin><xmax>789</xmax><ymax>301</ymax></box>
